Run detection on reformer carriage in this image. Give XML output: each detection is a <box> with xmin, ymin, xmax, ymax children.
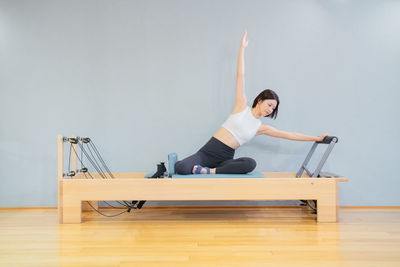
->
<box><xmin>57</xmin><ymin>134</ymin><xmax>348</xmax><ymax>223</ymax></box>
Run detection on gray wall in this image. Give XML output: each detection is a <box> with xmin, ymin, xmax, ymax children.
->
<box><xmin>1</xmin><ymin>0</ymin><xmax>399</xmax><ymax>207</ymax></box>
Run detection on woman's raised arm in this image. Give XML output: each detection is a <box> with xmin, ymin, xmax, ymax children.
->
<box><xmin>233</xmin><ymin>31</ymin><xmax>248</xmax><ymax>113</ymax></box>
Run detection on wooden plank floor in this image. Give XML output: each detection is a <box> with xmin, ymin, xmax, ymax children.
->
<box><xmin>1</xmin><ymin>207</ymin><xmax>400</xmax><ymax>266</ymax></box>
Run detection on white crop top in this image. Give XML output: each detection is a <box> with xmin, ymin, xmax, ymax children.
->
<box><xmin>222</xmin><ymin>106</ymin><xmax>262</xmax><ymax>146</ymax></box>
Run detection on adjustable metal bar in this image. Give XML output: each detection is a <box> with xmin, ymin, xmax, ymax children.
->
<box><xmin>304</xmin><ymin>167</ymin><xmax>312</xmax><ymax>177</ymax></box>
<box><xmin>296</xmin><ymin>142</ymin><xmax>318</xmax><ymax>178</ymax></box>
<box><xmin>296</xmin><ymin>136</ymin><xmax>339</xmax><ymax>178</ymax></box>
<box><xmin>312</xmin><ymin>141</ymin><xmax>337</xmax><ymax>177</ymax></box>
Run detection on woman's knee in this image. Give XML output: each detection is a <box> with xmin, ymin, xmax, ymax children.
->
<box><xmin>174</xmin><ymin>160</ymin><xmax>191</xmax><ymax>175</ymax></box>
<box><xmin>241</xmin><ymin>157</ymin><xmax>257</xmax><ymax>172</ymax></box>
<box><xmin>174</xmin><ymin>161</ymin><xmax>184</xmax><ymax>174</ymax></box>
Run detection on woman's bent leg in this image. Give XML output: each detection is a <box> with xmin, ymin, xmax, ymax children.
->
<box><xmin>215</xmin><ymin>157</ymin><xmax>257</xmax><ymax>174</ymax></box>
<box><xmin>174</xmin><ymin>152</ymin><xmax>205</xmax><ymax>175</ymax></box>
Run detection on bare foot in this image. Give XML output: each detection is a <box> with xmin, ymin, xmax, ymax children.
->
<box><xmin>192</xmin><ymin>165</ymin><xmax>216</xmax><ymax>174</ymax></box>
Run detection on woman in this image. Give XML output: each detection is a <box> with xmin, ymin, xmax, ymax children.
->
<box><xmin>175</xmin><ymin>31</ymin><xmax>328</xmax><ymax>175</ymax></box>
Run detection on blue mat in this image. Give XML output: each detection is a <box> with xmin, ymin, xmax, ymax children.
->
<box><xmin>145</xmin><ymin>171</ymin><xmax>265</xmax><ymax>179</ymax></box>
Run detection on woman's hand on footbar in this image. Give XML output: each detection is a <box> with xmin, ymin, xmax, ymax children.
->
<box><xmin>317</xmin><ymin>132</ymin><xmax>330</xmax><ymax>142</ymax></box>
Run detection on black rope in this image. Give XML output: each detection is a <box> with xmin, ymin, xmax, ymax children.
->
<box><xmin>85</xmin><ymin>142</ymin><xmax>135</xmax><ymax>208</ymax></box>
<box><xmin>75</xmin><ymin>143</ymin><xmax>134</xmax><ymax>208</ymax></box>
<box><xmin>72</xmin><ymin>145</ymin><xmax>120</xmax><ymax>208</ymax></box>
<box><xmin>79</xmin><ymin>141</ymin><xmax>136</xmax><ymax>209</ymax></box>
<box><xmin>85</xmin><ymin>201</ymin><xmax>130</xmax><ymax>217</ymax></box>
<box><xmin>77</xmin><ymin>143</ymin><xmax>107</xmax><ymax>179</ymax></box>
<box><xmin>82</xmin><ymin>172</ymin><xmax>132</xmax><ymax>210</ymax></box>
<box><xmin>90</xmin><ymin>141</ymin><xmax>114</xmax><ymax>178</ymax></box>
<box><xmin>71</xmin><ymin>143</ymin><xmax>136</xmax><ymax>209</ymax></box>
<box><xmin>79</xmin><ymin>143</ymin><xmax>107</xmax><ymax>179</ymax></box>
<box><xmin>80</xmin><ymin>145</ymin><xmax>83</xmax><ymax>170</ymax></box>
<box><xmin>71</xmin><ymin>145</ymin><xmax>95</xmax><ymax>179</ymax></box>
<box><xmin>86</xmin><ymin>143</ymin><xmax>109</xmax><ymax>178</ymax></box>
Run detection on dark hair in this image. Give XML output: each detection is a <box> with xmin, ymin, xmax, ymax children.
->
<box><xmin>252</xmin><ymin>89</ymin><xmax>280</xmax><ymax>119</ymax></box>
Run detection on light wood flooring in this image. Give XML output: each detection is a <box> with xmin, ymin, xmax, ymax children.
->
<box><xmin>1</xmin><ymin>207</ymin><xmax>399</xmax><ymax>266</ymax></box>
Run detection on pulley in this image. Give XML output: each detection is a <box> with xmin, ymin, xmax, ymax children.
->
<box><xmin>67</xmin><ymin>138</ymin><xmax>78</xmax><ymax>144</ymax></box>
<box><xmin>65</xmin><ymin>171</ymin><xmax>76</xmax><ymax>177</ymax></box>
<box><xmin>81</xmin><ymin>137</ymin><xmax>91</xmax><ymax>143</ymax></box>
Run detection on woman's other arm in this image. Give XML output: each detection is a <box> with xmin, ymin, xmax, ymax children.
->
<box><xmin>258</xmin><ymin>124</ymin><xmax>329</xmax><ymax>142</ymax></box>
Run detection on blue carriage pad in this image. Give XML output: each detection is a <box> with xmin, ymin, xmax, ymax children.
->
<box><xmin>145</xmin><ymin>171</ymin><xmax>265</xmax><ymax>179</ymax></box>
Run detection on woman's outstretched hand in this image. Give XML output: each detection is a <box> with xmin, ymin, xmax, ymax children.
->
<box><xmin>241</xmin><ymin>30</ymin><xmax>248</xmax><ymax>48</ymax></box>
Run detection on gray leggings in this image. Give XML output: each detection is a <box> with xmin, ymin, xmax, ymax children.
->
<box><xmin>174</xmin><ymin>137</ymin><xmax>257</xmax><ymax>175</ymax></box>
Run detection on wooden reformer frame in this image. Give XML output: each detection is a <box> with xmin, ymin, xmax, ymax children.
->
<box><xmin>58</xmin><ymin>135</ymin><xmax>348</xmax><ymax>224</ymax></box>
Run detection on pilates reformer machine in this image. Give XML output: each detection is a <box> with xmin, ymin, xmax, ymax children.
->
<box><xmin>57</xmin><ymin>134</ymin><xmax>347</xmax><ymax>224</ymax></box>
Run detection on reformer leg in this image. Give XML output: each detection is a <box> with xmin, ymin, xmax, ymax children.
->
<box><xmin>62</xmin><ymin>197</ymin><xmax>82</xmax><ymax>224</ymax></box>
<box><xmin>316</xmin><ymin>183</ymin><xmax>338</xmax><ymax>222</ymax></box>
